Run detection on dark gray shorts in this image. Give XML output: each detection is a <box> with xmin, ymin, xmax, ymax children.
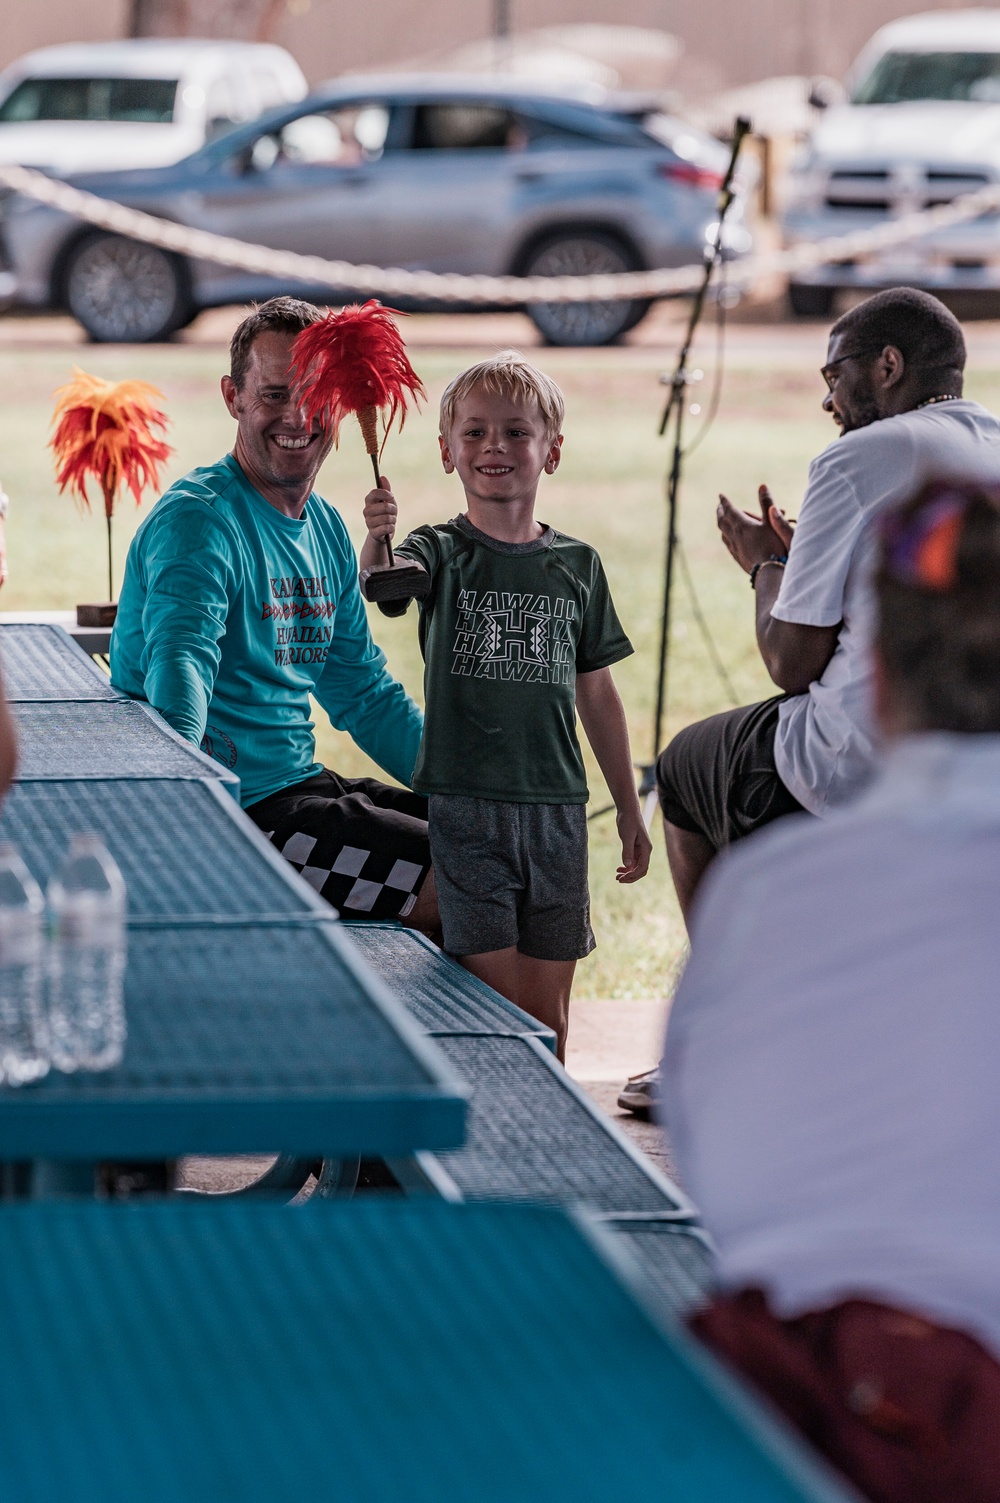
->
<box><xmin>427</xmin><ymin>795</ymin><xmax>595</xmax><ymax>963</ymax></box>
<box><xmin>656</xmin><ymin>696</ymin><xmax>806</xmax><ymax>853</ymax></box>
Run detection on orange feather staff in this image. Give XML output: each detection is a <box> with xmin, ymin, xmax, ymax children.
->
<box><xmin>291</xmin><ymin>302</ymin><xmax>426</xmax><ymax>596</ymax></box>
<box><xmin>51</xmin><ymin>369</ymin><xmax>172</xmax><ymax>603</ymax></box>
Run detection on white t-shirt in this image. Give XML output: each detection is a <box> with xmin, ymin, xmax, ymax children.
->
<box><xmin>663</xmin><ymin>734</ymin><xmax>1000</xmax><ymax>1358</ymax></box>
<box><xmin>773</xmin><ymin>400</ymin><xmax>1000</xmax><ymax>813</ymax></box>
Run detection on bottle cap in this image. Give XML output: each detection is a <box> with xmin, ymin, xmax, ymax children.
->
<box><xmin>68</xmin><ymin>833</ymin><xmax>103</xmax><ymax>854</ymax></box>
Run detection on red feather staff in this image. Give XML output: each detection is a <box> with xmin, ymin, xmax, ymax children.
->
<box><xmin>51</xmin><ymin>369</ymin><xmax>172</xmax><ymax>604</ymax></box>
<box><xmin>291</xmin><ymin>302</ymin><xmax>426</xmax><ymax>595</ymax></box>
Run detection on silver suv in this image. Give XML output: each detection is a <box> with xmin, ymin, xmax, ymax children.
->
<box><xmin>0</xmin><ymin>76</ymin><xmax>747</xmax><ymax>345</ymax></box>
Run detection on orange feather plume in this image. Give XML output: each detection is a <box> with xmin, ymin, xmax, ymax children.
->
<box><xmin>50</xmin><ymin>369</ymin><xmax>172</xmax><ymax>520</ymax></box>
<box><xmin>290</xmin><ymin>301</ymin><xmax>424</xmax><ymax>457</ymax></box>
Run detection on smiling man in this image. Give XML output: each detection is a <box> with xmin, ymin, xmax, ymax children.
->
<box><xmin>621</xmin><ymin>286</ymin><xmax>1000</xmax><ymax>1118</ymax></box>
<box><xmin>110</xmin><ymin>297</ymin><xmax>438</xmax><ymax>929</ymax></box>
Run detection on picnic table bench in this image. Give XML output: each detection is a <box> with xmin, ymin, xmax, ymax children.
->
<box><xmin>332</xmin><ymin>926</ymin><xmax>715</xmax><ymax>1313</ymax></box>
<box><xmin>0</xmin><ymin>1197</ymin><xmax>852</xmax><ymax>1503</ymax></box>
<box><xmin>344</xmin><ymin>919</ymin><xmax>557</xmax><ymax>1047</ymax></box>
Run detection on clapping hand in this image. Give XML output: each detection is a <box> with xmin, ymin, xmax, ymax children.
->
<box><xmin>717</xmin><ymin>484</ymin><xmax>794</xmax><ymax>573</ymax></box>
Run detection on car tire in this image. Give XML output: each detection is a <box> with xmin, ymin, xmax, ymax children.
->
<box><xmin>522</xmin><ymin>232</ymin><xmax>649</xmax><ymax>346</ymax></box>
<box><xmin>65</xmin><ymin>233</ymin><xmax>191</xmax><ymax>343</ymax></box>
<box><xmin>788</xmin><ymin>282</ymin><xmax>835</xmax><ymax>318</ymax></box>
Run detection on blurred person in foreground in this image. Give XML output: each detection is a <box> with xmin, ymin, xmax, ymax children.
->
<box><xmin>110</xmin><ymin>297</ymin><xmax>438</xmax><ymax>931</ymax></box>
<box><xmin>666</xmin><ymin>478</ymin><xmax>1000</xmax><ymax>1503</ymax></box>
<box><xmin>621</xmin><ymin>286</ymin><xmax>1000</xmax><ymax>1116</ymax></box>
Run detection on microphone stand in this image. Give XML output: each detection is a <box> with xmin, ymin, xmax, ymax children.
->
<box><xmin>638</xmin><ymin>116</ymin><xmax>752</xmax><ymax>825</ymax></box>
<box><xmin>588</xmin><ymin>115</ymin><xmax>752</xmax><ymax>826</ymax></box>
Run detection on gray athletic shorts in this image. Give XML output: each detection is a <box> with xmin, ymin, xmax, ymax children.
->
<box><xmin>427</xmin><ymin>795</ymin><xmax>595</xmax><ymax>963</ymax></box>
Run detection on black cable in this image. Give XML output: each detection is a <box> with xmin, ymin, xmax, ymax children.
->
<box><xmin>674</xmin><ymin>535</ymin><xmax>740</xmax><ymax>707</ymax></box>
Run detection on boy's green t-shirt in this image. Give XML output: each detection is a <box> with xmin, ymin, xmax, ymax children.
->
<box><xmin>396</xmin><ymin>516</ymin><xmax>632</xmax><ymax>804</ymax></box>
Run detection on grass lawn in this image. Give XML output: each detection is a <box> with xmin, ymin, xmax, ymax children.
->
<box><xmin>5</xmin><ymin>320</ymin><xmax>999</xmax><ymax>997</ymax></box>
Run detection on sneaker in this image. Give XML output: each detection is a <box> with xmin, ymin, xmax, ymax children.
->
<box><xmin>617</xmin><ymin>1066</ymin><xmax>661</xmax><ymax>1118</ymax></box>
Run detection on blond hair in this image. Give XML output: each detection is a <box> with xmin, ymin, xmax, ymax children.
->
<box><xmin>439</xmin><ymin>350</ymin><xmax>565</xmax><ymax>441</ymax></box>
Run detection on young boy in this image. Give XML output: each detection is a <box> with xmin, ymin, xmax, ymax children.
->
<box><xmin>360</xmin><ymin>351</ymin><xmax>650</xmax><ymax>1057</ymax></box>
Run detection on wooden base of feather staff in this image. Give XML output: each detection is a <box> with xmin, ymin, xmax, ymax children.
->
<box><xmin>76</xmin><ymin>602</ymin><xmax>117</xmax><ymax>628</ymax></box>
<box><xmin>356</xmin><ymin>404</ymin><xmax>431</xmax><ymax>616</ymax></box>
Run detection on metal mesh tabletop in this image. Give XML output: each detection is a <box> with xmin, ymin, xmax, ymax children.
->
<box><xmin>432</xmin><ymin>1035</ymin><xmax>694</xmax><ymax>1216</ymax></box>
<box><xmin>343</xmin><ymin>922</ymin><xmax>557</xmax><ymax>1047</ymax></box>
<box><xmin>0</xmin><ymin>1199</ymin><xmax>849</xmax><ymax>1503</ymax></box>
<box><xmin>604</xmin><ymin>1218</ymin><xmax>718</xmax><ymax>1319</ymax></box>
<box><xmin>0</xmin><ymin>923</ymin><xmax>464</xmax><ymax>1159</ymax></box>
<box><xmin>0</xmin><ymin>624</ymin><xmax>122</xmax><ymax>702</ymax></box>
<box><xmin>0</xmin><ymin>779</ymin><xmax>323</xmax><ymax>921</ymax></box>
<box><xmin>11</xmin><ymin>700</ymin><xmax>236</xmax><ymax>784</ymax></box>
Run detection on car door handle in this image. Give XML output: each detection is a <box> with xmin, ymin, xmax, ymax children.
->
<box><xmin>516</xmin><ymin>170</ymin><xmax>545</xmax><ymax>183</ymax></box>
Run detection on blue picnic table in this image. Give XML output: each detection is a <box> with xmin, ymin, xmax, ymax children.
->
<box><xmin>0</xmin><ymin>623</ymin><xmax>123</xmax><ymax>702</ymax></box>
<box><xmin>10</xmin><ymin>699</ymin><xmax>237</xmax><ymax>784</ymax></box>
<box><xmin>0</xmin><ymin>920</ymin><xmax>465</xmax><ymax>1178</ymax></box>
<box><xmin>0</xmin><ymin>778</ymin><xmax>327</xmax><ymax>923</ymax></box>
<box><xmin>0</xmin><ymin>1197</ymin><xmax>853</xmax><ymax>1503</ymax></box>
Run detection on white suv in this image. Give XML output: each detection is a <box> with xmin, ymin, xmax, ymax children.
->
<box><xmin>783</xmin><ymin>9</ymin><xmax>1000</xmax><ymax>314</ymax></box>
<box><xmin>0</xmin><ymin>39</ymin><xmax>307</xmax><ymax>176</ymax></box>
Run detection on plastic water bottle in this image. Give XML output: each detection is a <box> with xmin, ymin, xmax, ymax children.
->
<box><xmin>46</xmin><ymin>835</ymin><xmax>126</xmax><ymax>1073</ymax></box>
<box><xmin>0</xmin><ymin>844</ymin><xmax>48</xmax><ymax>1085</ymax></box>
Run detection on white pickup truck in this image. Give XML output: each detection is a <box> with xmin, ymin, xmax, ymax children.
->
<box><xmin>782</xmin><ymin>9</ymin><xmax>1000</xmax><ymax>314</ymax></box>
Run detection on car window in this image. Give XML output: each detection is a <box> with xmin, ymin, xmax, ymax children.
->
<box><xmin>0</xmin><ymin>77</ymin><xmax>178</xmax><ymax>124</ymax></box>
<box><xmin>406</xmin><ymin>102</ymin><xmax>613</xmax><ymax>152</ymax></box>
<box><xmin>411</xmin><ymin>103</ymin><xmax>518</xmax><ymax>150</ymax></box>
<box><xmin>245</xmin><ymin>103</ymin><xmax>390</xmax><ymax>171</ymax></box>
<box><xmin>853</xmin><ymin>50</ymin><xmax>1000</xmax><ymax>104</ymax></box>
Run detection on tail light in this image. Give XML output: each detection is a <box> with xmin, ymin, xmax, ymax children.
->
<box><xmin>657</xmin><ymin>160</ymin><xmax>724</xmax><ymax>191</ymax></box>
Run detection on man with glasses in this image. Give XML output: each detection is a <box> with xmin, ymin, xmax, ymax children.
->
<box><xmin>621</xmin><ymin>286</ymin><xmax>1000</xmax><ymax>1117</ymax></box>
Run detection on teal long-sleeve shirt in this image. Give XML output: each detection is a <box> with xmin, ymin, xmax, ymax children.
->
<box><xmin>109</xmin><ymin>454</ymin><xmax>423</xmax><ymax>807</ymax></box>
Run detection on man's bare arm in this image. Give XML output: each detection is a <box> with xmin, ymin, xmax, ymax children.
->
<box><xmin>752</xmin><ymin>564</ymin><xmax>840</xmax><ymax>693</ymax></box>
<box><xmin>717</xmin><ymin>484</ymin><xmax>839</xmax><ymax>695</ymax></box>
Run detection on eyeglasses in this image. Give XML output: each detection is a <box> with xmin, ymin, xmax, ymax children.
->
<box><xmin>820</xmin><ymin>348</ymin><xmax>881</xmax><ymax>392</ymax></box>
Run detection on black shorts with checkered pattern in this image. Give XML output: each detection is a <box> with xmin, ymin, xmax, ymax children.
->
<box><xmin>246</xmin><ymin>768</ymin><xmax>431</xmax><ymax>921</ymax></box>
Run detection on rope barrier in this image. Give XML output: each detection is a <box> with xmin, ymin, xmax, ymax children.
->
<box><xmin>1</xmin><ymin>161</ymin><xmax>999</xmax><ymax>305</ymax></box>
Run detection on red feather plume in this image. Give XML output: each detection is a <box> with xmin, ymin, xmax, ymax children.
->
<box><xmin>290</xmin><ymin>301</ymin><xmax>424</xmax><ymax>456</ymax></box>
<box><xmin>51</xmin><ymin>369</ymin><xmax>172</xmax><ymax>519</ymax></box>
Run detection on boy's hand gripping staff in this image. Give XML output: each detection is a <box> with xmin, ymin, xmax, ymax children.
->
<box><xmin>290</xmin><ymin>300</ymin><xmax>428</xmax><ymax>606</ymax></box>
<box><xmin>50</xmin><ymin>368</ymin><xmax>172</xmax><ymax>609</ymax></box>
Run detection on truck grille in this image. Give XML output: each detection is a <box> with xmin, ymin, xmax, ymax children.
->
<box><xmin>824</xmin><ymin>167</ymin><xmax>989</xmax><ymax>214</ymax></box>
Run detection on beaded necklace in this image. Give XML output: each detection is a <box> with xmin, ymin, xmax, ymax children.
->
<box><xmin>916</xmin><ymin>394</ymin><xmax>961</xmax><ymax>409</ymax></box>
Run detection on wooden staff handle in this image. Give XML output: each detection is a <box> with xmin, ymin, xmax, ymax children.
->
<box><xmin>360</xmin><ymin>406</ymin><xmax>394</xmax><ymax>566</ymax></box>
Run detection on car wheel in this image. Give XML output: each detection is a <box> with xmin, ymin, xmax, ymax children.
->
<box><xmin>788</xmin><ymin>282</ymin><xmax>835</xmax><ymax>318</ymax></box>
<box><xmin>523</xmin><ymin>232</ymin><xmax>649</xmax><ymax>346</ymax></box>
<box><xmin>65</xmin><ymin>233</ymin><xmax>191</xmax><ymax>343</ymax></box>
